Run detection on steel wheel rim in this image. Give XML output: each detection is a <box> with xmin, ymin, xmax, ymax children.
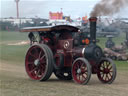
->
<box><xmin>97</xmin><ymin>60</ymin><xmax>114</xmax><ymax>83</ymax></box>
<box><xmin>72</xmin><ymin>60</ymin><xmax>88</xmax><ymax>84</ymax></box>
<box><xmin>25</xmin><ymin>45</ymin><xmax>48</xmax><ymax>80</ymax></box>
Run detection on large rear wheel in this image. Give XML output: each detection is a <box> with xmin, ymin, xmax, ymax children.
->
<box><xmin>72</xmin><ymin>58</ymin><xmax>91</xmax><ymax>85</ymax></box>
<box><xmin>25</xmin><ymin>44</ymin><xmax>53</xmax><ymax>81</ymax></box>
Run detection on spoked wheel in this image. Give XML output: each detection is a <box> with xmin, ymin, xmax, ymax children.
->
<box><xmin>25</xmin><ymin>44</ymin><xmax>53</xmax><ymax>81</ymax></box>
<box><xmin>97</xmin><ymin>58</ymin><xmax>116</xmax><ymax>84</ymax></box>
<box><xmin>54</xmin><ymin>70</ymin><xmax>72</xmax><ymax>80</ymax></box>
<box><xmin>72</xmin><ymin>58</ymin><xmax>91</xmax><ymax>85</ymax></box>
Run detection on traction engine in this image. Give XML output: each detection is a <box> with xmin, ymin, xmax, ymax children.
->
<box><xmin>21</xmin><ymin>17</ymin><xmax>117</xmax><ymax>85</ymax></box>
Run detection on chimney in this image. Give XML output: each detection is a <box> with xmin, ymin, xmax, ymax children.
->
<box><xmin>15</xmin><ymin>0</ymin><xmax>20</xmax><ymax>19</ymax></box>
<box><xmin>89</xmin><ymin>17</ymin><xmax>97</xmax><ymax>43</ymax></box>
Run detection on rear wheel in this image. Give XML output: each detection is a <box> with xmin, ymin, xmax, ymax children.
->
<box><xmin>72</xmin><ymin>58</ymin><xmax>91</xmax><ymax>85</ymax></box>
<box><xmin>25</xmin><ymin>44</ymin><xmax>53</xmax><ymax>81</ymax></box>
<box><xmin>97</xmin><ymin>58</ymin><xmax>116</xmax><ymax>84</ymax></box>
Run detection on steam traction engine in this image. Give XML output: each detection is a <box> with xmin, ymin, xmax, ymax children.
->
<box><xmin>21</xmin><ymin>17</ymin><xmax>116</xmax><ymax>85</ymax></box>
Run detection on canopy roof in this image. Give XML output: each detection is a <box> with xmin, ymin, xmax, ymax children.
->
<box><xmin>20</xmin><ymin>25</ymin><xmax>79</xmax><ymax>33</ymax></box>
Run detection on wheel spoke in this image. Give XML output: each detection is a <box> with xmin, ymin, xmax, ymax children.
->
<box><xmin>36</xmin><ymin>69</ymin><xmax>40</xmax><ymax>78</ymax></box>
<box><xmin>40</xmin><ymin>63</ymin><xmax>46</xmax><ymax>73</ymax></box>
<box><xmin>40</xmin><ymin>59</ymin><xmax>46</xmax><ymax>65</ymax></box>
<box><xmin>99</xmin><ymin>69</ymin><xmax>104</xmax><ymax>72</ymax></box>
<box><xmin>103</xmin><ymin>62</ymin><xmax>106</xmax><ymax>68</ymax></box>
<box><xmin>101</xmin><ymin>66</ymin><xmax>104</xmax><ymax>69</ymax></box>
<box><xmin>82</xmin><ymin>74</ymin><xmax>86</xmax><ymax>80</ymax></box>
<box><xmin>83</xmin><ymin>70</ymin><xmax>87</xmax><ymax>73</ymax></box>
<box><xmin>75</xmin><ymin>64</ymin><xmax>78</xmax><ymax>69</ymax></box>
<box><xmin>100</xmin><ymin>72</ymin><xmax>103</xmax><ymax>75</ymax></box>
<box><xmin>34</xmin><ymin>47</ymin><xmax>38</xmax><ymax>52</ymax></box>
<box><xmin>108</xmin><ymin>73</ymin><xmax>112</xmax><ymax>78</ymax></box>
<box><xmin>39</xmin><ymin>66</ymin><xmax>45</xmax><ymax>75</ymax></box>
<box><xmin>106</xmin><ymin>62</ymin><xmax>110</xmax><ymax>68</ymax></box>
<box><xmin>40</xmin><ymin>63</ymin><xmax>45</xmax><ymax>69</ymax></box>
<box><xmin>29</xmin><ymin>52</ymin><xmax>37</xmax><ymax>59</ymax></box>
<box><xmin>78</xmin><ymin>74</ymin><xmax>80</xmax><ymax>80</ymax></box>
<box><xmin>101</xmin><ymin>63</ymin><xmax>105</xmax><ymax>69</ymax></box>
<box><xmin>76</xmin><ymin>63</ymin><xmax>80</xmax><ymax>68</ymax></box>
<box><xmin>109</xmin><ymin>66</ymin><xmax>112</xmax><ymax>70</ymax></box>
<box><xmin>81</xmin><ymin>63</ymin><xmax>84</xmax><ymax>68</ymax></box>
<box><xmin>40</xmin><ymin>55</ymin><xmax>45</xmax><ymax>60</ymax></box>
<box><xmin>105</xmin><ymin>74</ymin><xmax>107</xmax><ymax>81</ymax></box>
<box><xmin>30</xmin><ymin>67</ymin><xmax>37</xmax><ymax>74</ymax></box>
<box><xmin>106</xmin><ymin>74</ymin><xmax>109</xmax><ymax>80</ymax></box>
<box><xmin>102</xmin><ymin>73</ymin><xmax>105</xmax><ymax>79</ymax></box>
<box><xmin>27</xmin><ymin>62</ymin><xmax>34</xmax><ymax>65</ymax></box>
<box><xmin>39</xmin><ymin>51</ymin><xmax>42</xmax><ymax>59</ymax></box>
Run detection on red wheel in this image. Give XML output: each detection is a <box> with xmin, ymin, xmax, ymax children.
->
<box><xmin>25</xmin><ymin>44</ymin><xmax>53</xmax><ymax>81</ymax></box>
<box><xmin>97</xmin><ymin>58</ymin><xmax>116</xmax><ymax>84</ymax></box>
<box><xmin>72</xmin><ymin>58</ymin><xmax>91</xmax><ymax>85</ymax></box>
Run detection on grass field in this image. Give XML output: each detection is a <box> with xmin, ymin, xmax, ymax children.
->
<box><xmin>0</xmin><ymin>30</ymin><xmax>128</xmax><ymax>96</ymax></box>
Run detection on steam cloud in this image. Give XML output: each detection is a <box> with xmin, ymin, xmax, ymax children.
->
<box><xmin>90</xmin><ymin>0</ymin><xmax>128</xmax><ymax>17</ymax></box>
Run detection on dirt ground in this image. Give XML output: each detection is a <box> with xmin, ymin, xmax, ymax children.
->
<box><xmin>0</xmin><ymin>61</ymin><xmax>128</xmax><ymax>96</ymax></box>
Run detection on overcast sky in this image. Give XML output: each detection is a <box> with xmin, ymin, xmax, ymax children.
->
<box><xmin>0</xmin><ymin>0</ymin><xmax>128</xmax><ymax>19</ymax></box>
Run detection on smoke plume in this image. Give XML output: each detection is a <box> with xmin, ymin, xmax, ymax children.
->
<box><xmin>90</xmin><ymin>0</ymin><xmax>128</xmax><ymax>17</ymax></box>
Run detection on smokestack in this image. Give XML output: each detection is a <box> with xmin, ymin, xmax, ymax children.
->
<box><xmin>89</xmin><ymin>17</ymin><xmax>97</xmax><ymax>43</ymax></box>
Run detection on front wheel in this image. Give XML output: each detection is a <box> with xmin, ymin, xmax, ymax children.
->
<box><xmin>72</xmin><ymin>58</ymin><xmax>91</xmax><ymax>85</ymax></box>
<box><xmin>97</xmin><ymin>58</ymin><xmax>116</xmax><ymax>84</ymax></box>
